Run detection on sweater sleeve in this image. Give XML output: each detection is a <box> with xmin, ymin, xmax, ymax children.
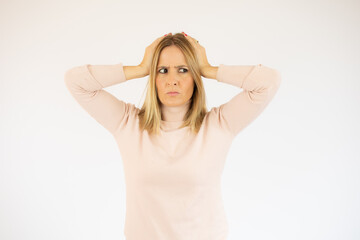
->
<box><xmin>64</xmin><ymin>63</ymin><xmax>133</xmax><ymax>135</ymax></box>
<box><xmin>215</xmin><ymin>63</ymin><xmax>282</xmax><ymax>137</ymax></box>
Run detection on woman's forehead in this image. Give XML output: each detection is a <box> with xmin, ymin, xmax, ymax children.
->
<box><xmin>157</xmin><ymin>64</ymin><xmax>188</xmax><ymax>69</ymax></box>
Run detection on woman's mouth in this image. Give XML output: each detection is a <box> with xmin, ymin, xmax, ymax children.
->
<box><xmin>167</xmin><ymin>92</ymin><xmax>179</xmax><ymax>96</ymax></box>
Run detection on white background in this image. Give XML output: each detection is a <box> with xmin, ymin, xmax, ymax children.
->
<box><xmin>1</xmin><ymin>0</ymin><xmax>359</xmax><ymax>239</ymax></box>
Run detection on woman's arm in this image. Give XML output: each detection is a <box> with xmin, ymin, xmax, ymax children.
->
<box><xmin>125</xmin><ymin>65</ymin><xmax>148</xmax><ymax>80</ymax></box>
<box><xmin>180</xmin><ymin>33</ymin><xmax>281</xmax><ymax>137</ymax></box>
<box><xmin>201</xmin><ymin>65</ymin><xmax>218</xmax><ymax>79</ymax></box>
<box><xmin>64</xmin><ymin>34</ymin><xmax>170</xmax><ymax>135</ymax></box>
<box><xmin>64</xmin><ymin>63</ymin><xmax>145</xmax><ymax>135</ymax></box>
<box><xmin>210</xmin><ymin>63</ymin><xmax>282</xmax><ymax>137</ymax></box>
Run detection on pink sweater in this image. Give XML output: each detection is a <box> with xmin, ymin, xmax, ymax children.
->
<box><xmin>64</xmin><ymin>63</ymin><xmax>281</xmax><ymax>240</ymax></box>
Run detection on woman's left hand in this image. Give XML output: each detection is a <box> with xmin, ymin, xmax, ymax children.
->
<box><xmin>182</xmin><ymin>32</ymin><xmax>212</xmax><ymax>77</ymax></box>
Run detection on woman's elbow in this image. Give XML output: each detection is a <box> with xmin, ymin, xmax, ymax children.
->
<box><xmin>263</xmin><ymin>65</ymin><xmax>282</xmax><ymax>87</ymax></box>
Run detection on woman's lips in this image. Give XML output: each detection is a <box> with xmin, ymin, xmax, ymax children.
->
<box><xmin>167</xmin><ymin>92</ymin><xmax>179</xmax><ymax>96</ymax></box>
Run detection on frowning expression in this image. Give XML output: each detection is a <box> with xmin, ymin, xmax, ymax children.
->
<box><xmin>155</xmin><ymin>45</ymin><xmax>194</xmax><ymax>107</ymax></box>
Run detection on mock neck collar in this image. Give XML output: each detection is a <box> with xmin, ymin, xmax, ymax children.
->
<box><xmin>160</xmin><ymin>98</ymin><xmax>192</xmax><ymax>123</ymax></box>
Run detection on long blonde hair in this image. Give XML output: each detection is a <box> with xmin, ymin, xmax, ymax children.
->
<box><xmin>138</xmin><ymin>33</ymin><xmax>208</xmax><ymax>136</ymax></box>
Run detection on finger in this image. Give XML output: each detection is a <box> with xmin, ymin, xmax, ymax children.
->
<box><xmin>182</xmin><ymin>32</ymin><xmax>193</xmax><ymax>40</ymax></box>
<box><xmin>153</xmin><ymin>34</ymin><xmax>168</xmax><ymax>44</ymax></box>
<box><xmin>157</xmin><ymin>33</ymin><xmax>168</xmax><ymax>41</ymax></box>
<box><xmin>183</xmin><ymin>34</ymin><xmax>195</xmax><ymax>43</ymax></box>
<box><xmin>187</xmin><ymin>35</ymin><xmax>198</xmax><ymax>44</ymax></box>
<box><xmin>155</xmin><ymin>33</ymin><xmax>171</xmax><ymax>42</ymax></box>
<box><xmin>185</xmin><ymin>34</ymin><xmax>193</xmax><ymax>41</ymax></box>
<box><xmin>181</xmin><ymin>32</ymin><xmax>199</xmax><ymax>46</ymax></box>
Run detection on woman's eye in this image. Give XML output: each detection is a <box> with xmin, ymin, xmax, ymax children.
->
<box><xmin>159</xmin><ymin>68</ymin><xmax>167</xmax><ymax>74</ymax></box>
<box><xmin>158</xmin><ymin>68</ymin><xmax>188</xmax><ymax>74</ymax></box>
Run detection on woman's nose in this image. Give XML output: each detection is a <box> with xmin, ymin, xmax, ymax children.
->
<box><xmin>167</xmin><ymin>80</ymin><xmax>178</xmax><ymax>86</ymax></box>
<box><xmin>166</xmin><ymin>71</ymin><xmax>179</xmax><ymax>85</ymax></box>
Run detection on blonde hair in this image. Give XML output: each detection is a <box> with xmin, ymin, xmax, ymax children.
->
<box><xmin>138</xmin><ymin>32</ymin><xmax>208</xmax><ymax>136</ymax></box>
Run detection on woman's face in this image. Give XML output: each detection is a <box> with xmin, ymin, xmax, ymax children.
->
<box><xmin>155</xmin><ymin>45</ymin><xmax>194</xmax><ymax>107</ymax></box>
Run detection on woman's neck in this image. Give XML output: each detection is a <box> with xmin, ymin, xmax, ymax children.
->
<box><xmin>160</xmin><ymin>98</ymin><xmax>191</xmax><ymax>122</ymax></box>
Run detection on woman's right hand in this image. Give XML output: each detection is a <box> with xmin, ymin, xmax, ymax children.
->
<box><xmin>139</xmin><ymin>33</ymin><xmax>172</xmax><ymax>75</ymax></box>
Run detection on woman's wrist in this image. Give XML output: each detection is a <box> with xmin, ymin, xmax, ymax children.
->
<box><xmin>202</xmin><ymin>65</ymin><xmax>218</xmax><ymax>79</ymax></box>
<box><xmin>123</xmin><ymin>65</ymin><xmax>148</xmax><ymax>80</ymax></box>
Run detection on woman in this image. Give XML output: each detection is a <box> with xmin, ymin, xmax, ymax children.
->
<box><xmin>64</xmin><ymin>32</ymin><xmax>281</xmax><ymax>240</ymax></box>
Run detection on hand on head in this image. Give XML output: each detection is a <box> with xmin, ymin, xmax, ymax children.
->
<box><xmin>139</xmin><ymin>32</ymin><xmax>211</xmax><ymax>77</ymax></box>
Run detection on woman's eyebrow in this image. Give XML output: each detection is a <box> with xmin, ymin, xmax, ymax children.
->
<box><xmin>157</xmin><ymin>65</ymin><xmax>188</xmax><ymax>69</ymax></box>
